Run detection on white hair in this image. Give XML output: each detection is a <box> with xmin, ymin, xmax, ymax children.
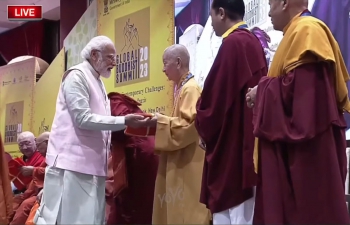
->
<box><xmin>80</xmin><ymin>36</ymin><xmax>115</xmax><ymax>60</ymax></box>
<box><xmin>17</xmin><ymin>131</ymin><xmax>35</xmax><ymax>142</ymax></box>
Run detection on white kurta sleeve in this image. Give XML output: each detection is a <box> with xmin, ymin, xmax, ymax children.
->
<box><xmin>62</xmin><ymin>70</ymin><xmax>125</xmax><ymax>131</ymax></box>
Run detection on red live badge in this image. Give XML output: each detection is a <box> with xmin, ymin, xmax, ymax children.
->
<box><xmin>7</xmin><ymin>5</ymin><xmax>42</xmax><ymax>21</ymax></box>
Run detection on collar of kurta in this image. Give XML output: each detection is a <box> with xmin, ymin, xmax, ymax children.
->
<box><xmin>221</xmin><ymin>21</ymin><xmax>247</xmax><ymax>38</ymax></box>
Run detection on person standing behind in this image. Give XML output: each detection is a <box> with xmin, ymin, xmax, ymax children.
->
<box><xmin>246</xmin><ymin>0</ymin><xmax>350</xmax><ymax>224</ymax></box>
<box><xmin>195</xmin><ymin>0</ymin><xmax>268</xmax><ymax>224</ymax></box>
<box><xmin>139</xmin><ymin>44</ymin><xmax>210</xmax><ymax>224</ymax></box>
<box><xmin>106</xmin><ymin>92</ymin><xmax>158</xmax><ymax>224</ymax></box>
<box><xmin>35</xmin><ymin>36</ymin><xmax>144</xmax><ymax>225</ymax></box>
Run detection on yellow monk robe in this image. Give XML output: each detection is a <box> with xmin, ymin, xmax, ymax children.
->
<box><xmin>253</xmin><ymin>12</ymin><xmax>350</xmax><ymax>172</ymax></box>
<box><xmin>152</xmin><ymin>77</ymin><xmax>210</xmax><ymax>224</ymax></box>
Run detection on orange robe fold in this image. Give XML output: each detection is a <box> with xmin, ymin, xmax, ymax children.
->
<box><xmin>10</xmin><ymin>161</ymin><xmax>47</xmax><ymax>225</ymax></box>
<box><xmin>106</xmin><ymin>92</ymin><xmax>158</xmax><ymax>224</ymax></box>
<box><xmin>0</xmin><ymin>134</ymin><xmax>13</xmax><ymax>224</ymax></box>
<box><xmin>253</xmin><ymin>63</ymin><xmax>350</xmax><ymax>224</ymax></box>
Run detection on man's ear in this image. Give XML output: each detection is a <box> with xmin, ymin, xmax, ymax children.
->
<box><xmin>91</xmin><ymin>50</ymin><xmax>98</xmax><ymax>60</ymax></box>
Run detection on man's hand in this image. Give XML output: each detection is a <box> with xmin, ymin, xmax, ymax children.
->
<box><xmin>37</xmin><ymin>189</ymin><xmax>43</xmax><ymax>202</ymax></box>
<box><xmin>20</xmin><ymin>166</ymin><xmax>34</xmax><ymax>176</ymax></box>
<box><xmin>125</xmin><ymin>114</ymin><xmax>146</xmax><ymax>128</ymax></box>
<box><xmin>246</xmin><ymin>85</ymin><xmax>258</xmax><ymax>108</ymax></box>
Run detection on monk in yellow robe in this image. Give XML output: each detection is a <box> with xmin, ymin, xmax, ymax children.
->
<box><xmin>10</xmin><ymin>132</ymin><xmax>49</xmax><ymax>225</ymax></box>
<box><xmin>0</xmin><ymin>133</ymin><xmax>13</xmax><ymax>224</ymax></box>
<box><xmin>140</xmin><ymin>44</ymin><xmax>210</xmax><ymax>224</ymax></box>
<box><xmin>246</xmin><ymin>0</ymin><xmax>350</xmax><ymax>224</ymax></box>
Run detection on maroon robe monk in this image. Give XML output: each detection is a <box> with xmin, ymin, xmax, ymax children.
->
<box><xmin>12</xmin><ymin>132</ymin><xmax>44</xmax><ymax>192</ymax></box>
<box><xmin>10</xmin><ymin>161</ymin><xmax>46</xmax><ymax>225</ymax></box>
<box><xmin>249</xmin><ymin>1</ymin><xmax>350</xmax><ymax>224</ymax></box>
<box><xmin>253</xmin><ymin>63</ymin><xmax>350</xmax><ymax>224</ymax></box>
<box><xmin>106</xmin><ymin>92</ymin><xmax>158</xmax><ymax>224</ymax></box>
<box><xmin>10</xmin><ymin>132</ymin><xmax>49</xmax><ymax>225</ymax></box>
<box><xmin>195</xmin><ymin>1</ymin><xmax>267</xmax><ymax>223</ymax></box>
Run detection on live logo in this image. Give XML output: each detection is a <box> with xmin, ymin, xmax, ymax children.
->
<box><xmin>7</xmin><ymin>5</ymin><xmax>42</xmax><ymax>21</ymax></box>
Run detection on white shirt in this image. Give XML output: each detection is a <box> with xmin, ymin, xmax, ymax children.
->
<box><xmin>62</xmin><ymin>65</ymin><xmax>125</xmax><ymax>131</ymax></box>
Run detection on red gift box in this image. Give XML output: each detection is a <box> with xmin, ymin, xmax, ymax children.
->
<box><xmin>8</xmin><ymin>157</ymin><xmax>32</xmax><ymax>191</ymax></box>
<box><xmin>124</xmin><ymin>113</ymin><xmax>156</xmax><ymax>137</ymax></box>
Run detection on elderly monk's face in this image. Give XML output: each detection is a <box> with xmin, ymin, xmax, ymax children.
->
<box><xmin>269</xmin><ymin>0</ymin><xmax>288</xmax><ymax>31</ymax></box>
<box><xmin>162</xmin><ymin>51</ymin><xmax>179</xmax><ymax>82</ymax></box>
<box><xmin>18</xmin><ymin>137</ymin><xmax>36</xmax><ymax>158</ymax></box>
<box><xmin>91</xmin><ymin>43</ymin><xmax>116</xmax><ymax>78</ymax></box>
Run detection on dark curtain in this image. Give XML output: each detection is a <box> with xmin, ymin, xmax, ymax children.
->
<box><xmin>42</xmin><ymin>20</ymin><xmax>60</xmax><ymax>64</ymax></box>
<box><xmin>0</xmin><ymin>55</ymin><xmax>6</xmax><ymax>67</ymax></box>
<box><xmin>175</xmin><ymin>0</ymin><xmax>210</xmax><ymax>43</ymax></box>
<box><xmin>0</xmin><ymin>19</ymin><xmax>59</xmax><ymax>66</ymax></box>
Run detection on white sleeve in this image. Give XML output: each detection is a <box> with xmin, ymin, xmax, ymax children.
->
<box><xmin>62</xmin><ymin>70</ymin><xmax>126</xmax><ymax>131</ymax></box>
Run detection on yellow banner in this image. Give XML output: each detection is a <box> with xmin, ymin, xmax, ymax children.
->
<box><xmin>97</xmin><ymin>0</ymin><xmax>174</xmax><ymax>114</ymax></box>
<box><xmin>32</xmin><ymin>49</ymin><xmax>65</xmax><ymax>136</ymax></box>
<box><xmin>0</xmin><ymin>58</ymin><xmax>36</xmax><ymax>157</ymax></box>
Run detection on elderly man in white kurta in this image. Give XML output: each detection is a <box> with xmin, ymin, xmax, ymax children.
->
<box><xmin>34</xmin><ymin>36</ymin><xmax>144</xmax><ymax>224</ymax></box>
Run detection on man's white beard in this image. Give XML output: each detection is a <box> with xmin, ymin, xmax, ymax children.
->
<box><xmin>96</xmin><ymin>56</ymin><xmax>111</xmax><ymax>78</ymax></box>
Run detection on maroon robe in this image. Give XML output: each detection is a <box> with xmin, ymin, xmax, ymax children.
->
<box><xmin>253</xmin><ymin>63</ymin><xmax>350</xmax><ymax>224</ymax></box>
<box><xmin>195</xmin><ymin>29</ymin><xmax>268</xmax><ymax>213</ymax></box>
<box><xmin>107</xmin><ymin>92</ymin><xmax>159</xmax><ymax>224</ymax></box>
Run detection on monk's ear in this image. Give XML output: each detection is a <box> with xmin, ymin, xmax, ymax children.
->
<box><xmin>176</xmin><ymin>57</ymin><xmax>182</xmax><ymax>69</ymax></box>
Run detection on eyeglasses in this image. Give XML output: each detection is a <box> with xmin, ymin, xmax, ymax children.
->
<box><xmin>96</xmin><ymin>50</ymin><xmax>116</xmax><ymax>62</ymax></box>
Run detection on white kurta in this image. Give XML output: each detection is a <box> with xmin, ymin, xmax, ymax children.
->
<box><xmin>35</xmin><ymin>166</ymin><xmax>105</xmax><ymax>224</ymax></box>
<box><xmin>34</xmin><ymin>65</ymin><xmax>123</xmax><ymax>224</ymax></box>
<box><xmin>212</xmin><ymin>188</ymin><xmax>256</xmax><ymax>225</ymax></box>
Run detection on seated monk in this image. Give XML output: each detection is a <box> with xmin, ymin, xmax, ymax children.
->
<box><xmin>0</xmin><ymin>133</ymin><xmax>13</xmax><ymax>224</ymax></box>
<box><xmin>11</xmin><ymin>131</ymin><xmax>45</xmax><ymax>192</ymax></box>
<box><xmin>10</xmin><ymin>132</ymin><xmax>49</xmax><ymax>225</ymax></box>
<box><xmin>106</xmin><ymin>92</ymin><xmax>158</xmax><ymax>224</ymax></box>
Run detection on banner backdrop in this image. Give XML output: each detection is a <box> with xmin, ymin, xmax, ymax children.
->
<box><xmin>97</xmin><ymin>0</ymin><xmax>174</xmax><ymax>115</ymax></box>
<box><xmin>32</xmin><ymin>49</ymin><xmax>65</xmax><ymax>136</ymax></box>
<box><xmin>0</xmin><ymin>58</ymin><xmax>36</xmax><ymax>157</ymax></box>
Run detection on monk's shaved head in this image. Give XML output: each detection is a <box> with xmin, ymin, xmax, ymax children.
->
<box><xmin>36</xmin><ymin>132</ymin><xmax>50</xmax><ymax>144</ymax></box>
<box><xmin>17</xmin><ymin>131</ymin><xmax>35</xmax><ymax>142</ymax></box>
<box><xmin>269</xmin><ymin>0</ymin><xmax>309</xmax><ymax>31</ymax></box>
<box><xmin>162</xmin><ymin>44</ymin><xmax>191</xmax><ymax>82</ymax></box>
<box><xmin>36</xmin><ymin>131</ymin><xmax>50</xmax><ymax>156</ymax></box>
<box><xmin>17</xmin><ymin>131</ymin><xmax>36</xmax><ymax>158</ymax></box>
<box><xmin>163</xmin><ymin>44</ymin><xmax>190</xmax><ymax>68</ymax></box>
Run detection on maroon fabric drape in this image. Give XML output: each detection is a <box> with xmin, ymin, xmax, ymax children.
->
<box><xmin>0</xmin><ymin>21</ymin><xmax>44</xmax><ymax>63</ymax></box>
